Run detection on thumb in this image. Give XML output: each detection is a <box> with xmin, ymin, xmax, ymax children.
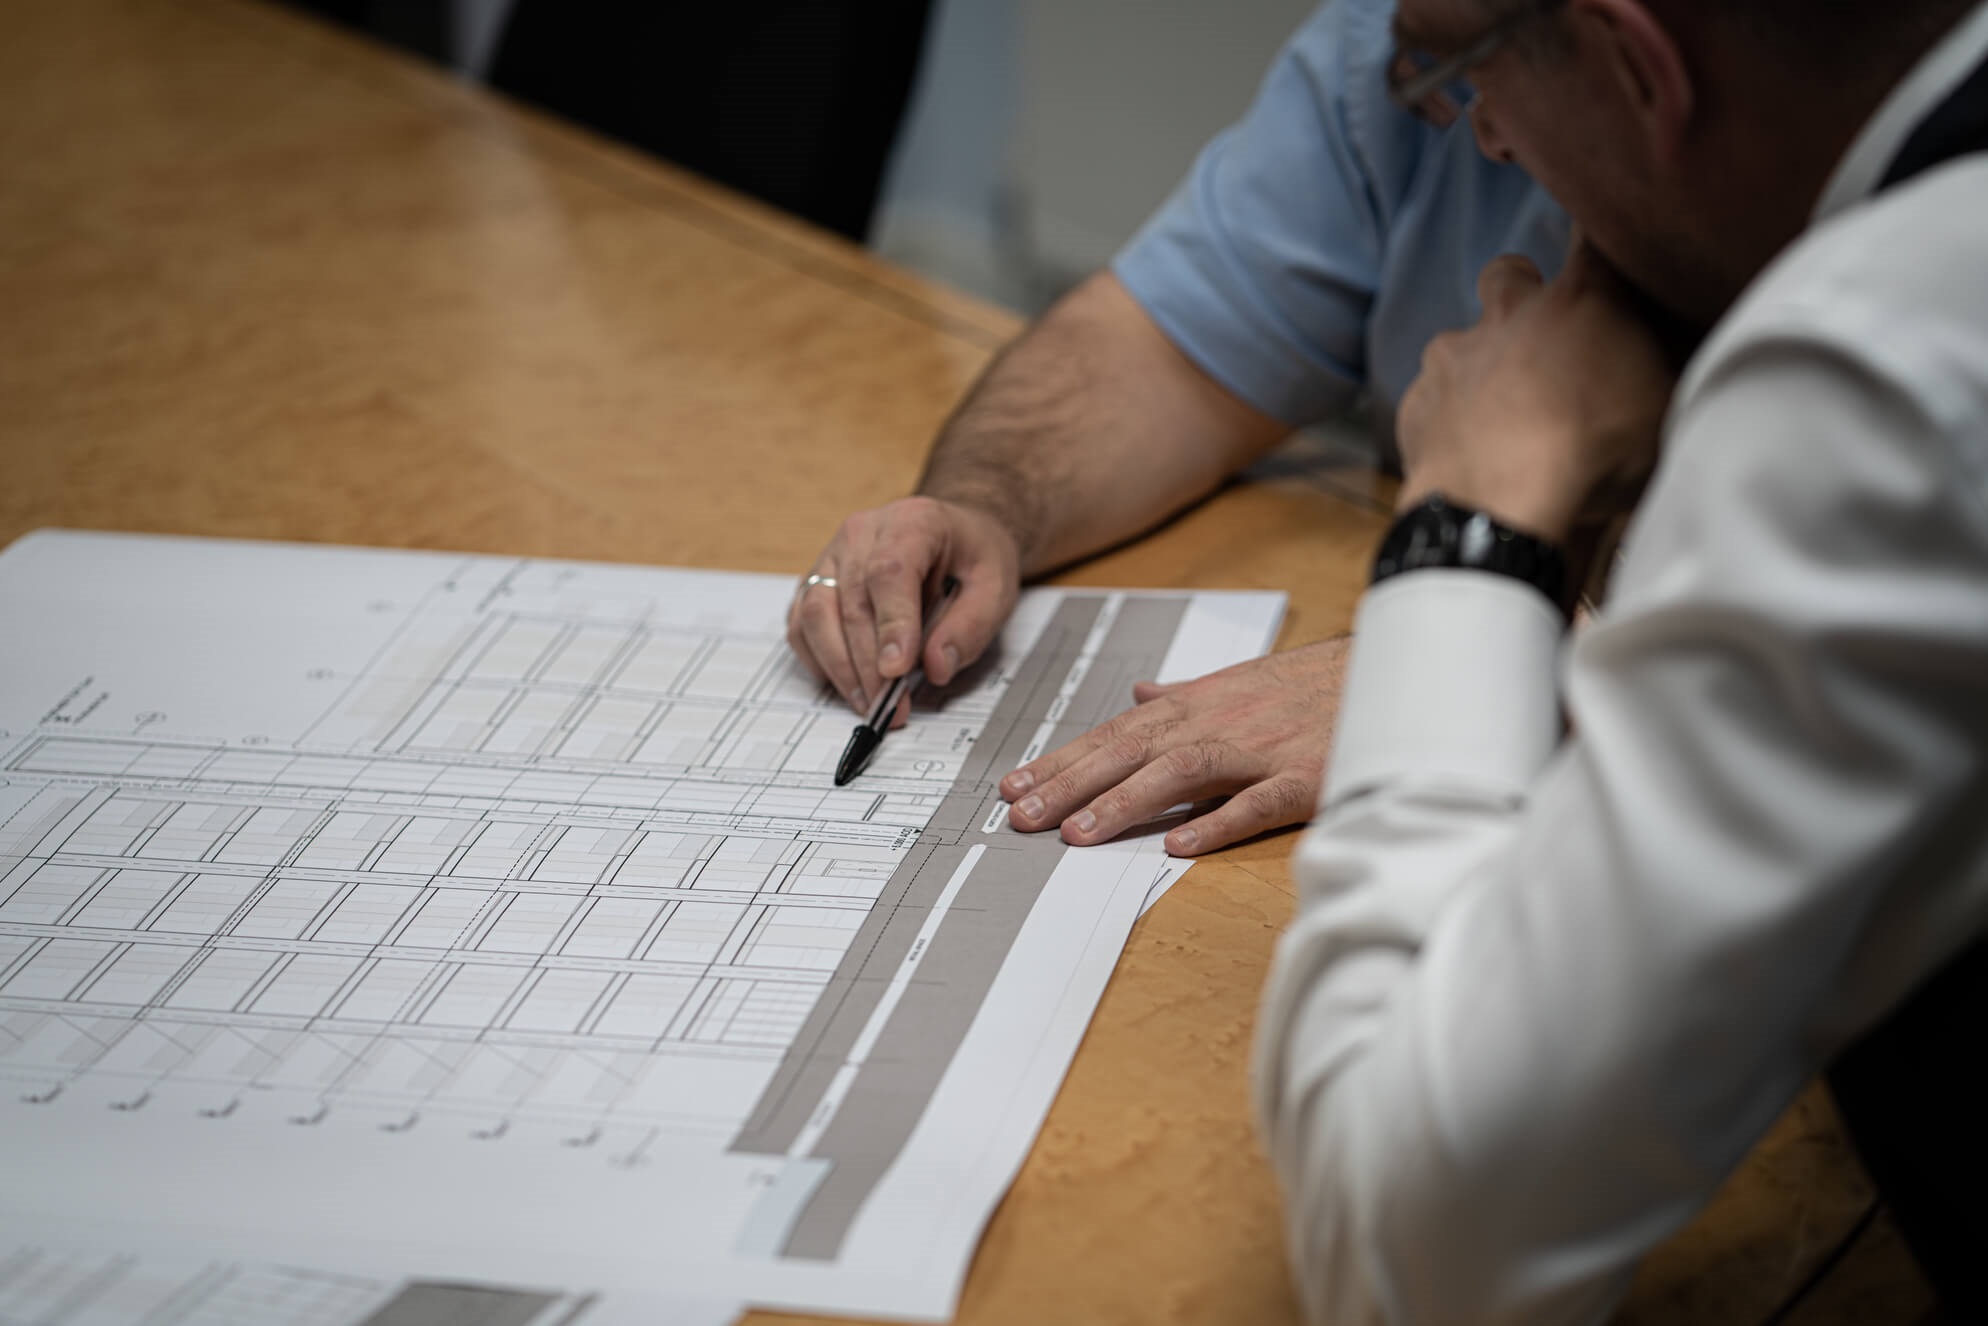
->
<box><xmin>924</xmin><ymin>573</ymin><xmax>1010</xmax><ymax>686</ymax></box>
<box><xmin>1477</xmin><ymin>253</ymin><xmax>1545</xmax><ymax>321</ymax></box>
<box><xmin>1131</xmin><ymin>679</ymin><xmax>1182</xmax><ymax>704</ymax></box>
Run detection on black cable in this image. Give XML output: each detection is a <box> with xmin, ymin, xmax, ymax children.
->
<box><xmin>1754</xmin><ymin>1198</ymin><xmax>1884</xmax><ymax>1326</ymax></box>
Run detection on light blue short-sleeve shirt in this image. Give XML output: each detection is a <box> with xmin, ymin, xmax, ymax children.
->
<box><xmin>1113</xmin><ymin>0</ymin><xmax>1568</xmax><ymax>427</ymax></box>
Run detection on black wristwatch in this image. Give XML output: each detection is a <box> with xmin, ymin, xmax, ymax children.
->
<box><xmin>1372</xmin><ymin>494</ymin><xmax>1569</xmax><ymax>613</ymax></box>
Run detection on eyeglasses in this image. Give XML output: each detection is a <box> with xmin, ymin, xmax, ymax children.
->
<box><xmin>1387</xmin><ymin>0</ymin><xmax>1569</xmax><ymax>129</ymax></box>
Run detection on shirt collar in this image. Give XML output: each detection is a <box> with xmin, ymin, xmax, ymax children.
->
<box><xmin>1815</xmin><ymin>0</ymin><xmax>1988</xmax><ymax>220</ymax></box>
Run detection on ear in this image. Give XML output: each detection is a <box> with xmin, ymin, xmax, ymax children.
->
<box><xmin>1572</xmin><ymin>0</ymin><xmax>1694</xmax><ymax>165</ymax></box>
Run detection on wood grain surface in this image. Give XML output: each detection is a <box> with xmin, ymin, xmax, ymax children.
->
<box><xmin>0</xmin><ymin>2</ymin><xmax>1933</xmax><ymax>1322</ymax></box>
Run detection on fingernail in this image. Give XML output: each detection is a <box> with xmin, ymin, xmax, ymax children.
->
<box><xmin>879</xmin><ymin>641</ymin><xmax>902</xmax><ymax>670</ymax></box>
<box><xmin>1169</xmin><ymin>827</ymin><xmax>1199</xmax><ymax>854</ymax></box>
<box><xmin>1006</xmin><ymin>769</ymin><xmax>1035</xmax><ymax>794</ymax></box>
<box><xmin>941</xmin><ymin>644</ymin><xmax>960</xmax><ymax>677</ymax></box>
<box><xmin>1070</xmin><ymin>809</ymin><xmax>1097</xmax><ymax>835</ymax></box>
<box><xmin>1017</xmin><ymin>795</ymin><xmax>1043</xmax><ymax>820</ymax></box>
<box><xmin>852</xmin><ymin>688</ymin><xmax>867</xmax><ymax>711</ymax></box>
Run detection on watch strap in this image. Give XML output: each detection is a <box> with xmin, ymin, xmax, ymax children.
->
<box><xmin>1372</xmin><ymin>494</ymin><xmax>1569</xmax><ymax>612</ymax></box>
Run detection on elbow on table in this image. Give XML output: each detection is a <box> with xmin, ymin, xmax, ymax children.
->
<box><xmin>1256</xmin><ymin>1031</ymin><xmax>1416</xmax><ymax>1324</ymax></box>
<box><xmin>1270</xmin><ymin>1086</ymin><xmax>1637</xmax><ymax>1326</ymax></box>
<box><xmin>1276</xmin><ymin>1143</ymin><xmax>1523</xmax><ymax>1326</ymax></box>
<box><xmin>1281</xmin><ymin>1180</ymin><xmax>1401</xmax><ymax>1326</ymax></box>
<box><xmin>1265</xmin><ymin>1059</ymin><xmax>1525</xmax><ymax>1326</ymax></box>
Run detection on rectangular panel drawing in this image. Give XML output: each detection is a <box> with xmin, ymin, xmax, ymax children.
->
<box><xmin>0</xmin><ymin>532</ymin><xmax>1283</xmax><ymax>1322</ymax></box>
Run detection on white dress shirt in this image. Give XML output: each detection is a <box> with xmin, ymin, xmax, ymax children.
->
<box><xmin>1254</xmin><ymin>6</ymin><xmax>1988</xmax><ymax>1324</ymax></box>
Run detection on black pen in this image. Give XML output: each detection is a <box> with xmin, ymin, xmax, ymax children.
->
<box><xmin>834</xmin><ymin>576</ymin><xmax>963</xmax><ymax>786</ymax></box>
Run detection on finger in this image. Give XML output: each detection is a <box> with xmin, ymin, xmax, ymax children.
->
<box><xmin>1000</xmin><ymin>695</ymin><xmax>1176</xmax><ymax>805</ymax></box>
<box><xmin>786</xmin><ymin>568</ymin><xmax>831</xmax><ymax>670</ymax></box>
<box><xmin>786</xmin><ymin>626</ymin><xmax>832</xmax><ymax>697</ymax></box>
<box><xmin>888</xmin><ymin>691</ymin><xmax>912</xmax><ymax>731</ymax></box>
<box><xmin>1054</xmin><ymin>741</ymin><xmax>1249</xmax><ymax>847</ymax></box>
<box><xmin>1161</xmin><ymin>773</ymin><xmax>1318</xmax><ymax>857</ymax></box>
<box><xmin>924</xmin><ymin>572</ymin><xmax>1007</xmax><ymax>687</ymax></box>
<box><xmin>1477</xmin><ymin>253</ymin><xmax>1545</xmax><ymax>320</ymax></box>
<box><xmin>785</xmin><ymin>589</ymin><xmax>829</xmax><ymax>685</ymax></box>
<box><xmin>864</xmin><ymin>530</ymin><xmax>938</xmax><ymax>682</ymax></box>
<box><xmin>1002</xmin><ymin>720</ymin><xmax>1138</xmax><ymax>826</ymax></box>
<box><xmin>837</xmin><ymin>575</ymin><xmax>882</xmax><ymax>710</ymax></box>
<box><xmin>794</xmin><ymin>580</ymin><xmax>867</xmax><ymax>712</ymax></box>
<box><xmin>1007</xmin><ymin>710</ymin><xmax>1207</xmax><ymax>837</ymax></box>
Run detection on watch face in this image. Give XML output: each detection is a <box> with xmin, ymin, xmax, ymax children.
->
<box><xmin>1372</xmin><ymin>495</ymin><xmax>1567</xmax><ymax>612</ymax></box>
<box><xmin>1459</xmin><ymin>511</ymin><xmax>1496</xmax><ymax>564</ymax></box>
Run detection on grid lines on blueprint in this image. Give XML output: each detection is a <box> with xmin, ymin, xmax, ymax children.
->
<box><xmin>0</xmin><ymin>577</ymin><xmax>997</xmax><ymax>1142</ymax></box>
<box><xmin>0</xmin><ymin>535</ymin><xmax>1285</xmax><ymax>1319</ymax></box>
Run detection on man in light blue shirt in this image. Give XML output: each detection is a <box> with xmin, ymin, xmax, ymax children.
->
<box><xmin>1119</xmin><ymin>0</ymin><xmax>1565</xmax><ymax>428</ymax></box>
<box><xmin>790</xmin><ymin>0</ymin><xmax>1565</xmax><ymax>852</ymax></box>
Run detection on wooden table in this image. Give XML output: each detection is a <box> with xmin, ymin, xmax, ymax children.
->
<box><xmin>0</xmin><ymin>2</ymin><xmax>1934</xmax><ymax>1322</ymax></box>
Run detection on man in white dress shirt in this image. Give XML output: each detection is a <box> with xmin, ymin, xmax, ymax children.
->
<box><xmin>1258</xmin><ymin>0</ymin><xmax>1988</xmax><ymax>1321</ymax></box>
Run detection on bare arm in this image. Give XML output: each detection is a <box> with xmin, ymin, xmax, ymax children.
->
<box><xmin>789</xmin><ymin>269</ymin><xmax>1286</xmax><ymax>712</ymax></box>
<box><xmin>788</xmin><ymin>269</ymin><xmax>1354</xmax><ymax>857</ymax></box>
<box><xmin>918</xmin><ymin>269</ymin><xmax>1289</xmax><ymax>579</ymax></box>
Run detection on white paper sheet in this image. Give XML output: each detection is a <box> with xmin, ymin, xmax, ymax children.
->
<box><xmin>0</xmin><ymin>531</ymin><xmax>1283</xmax><ymax>1319</ymax></box>
<box><xmin>0</xmin><ymin>1241</ymin><xmax>740</xmax><ymax>1326</ymax></box>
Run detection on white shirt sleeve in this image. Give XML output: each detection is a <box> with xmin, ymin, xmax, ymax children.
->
<box><xmin>1255</xmin><ymin>335</ymin><xmax>1988</xmax><ymax>1325</ymax></box>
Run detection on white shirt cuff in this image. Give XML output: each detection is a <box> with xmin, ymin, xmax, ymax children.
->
<box><xmin>1326</xmin><ymin>570</ymin><xmax>1566</xmax><ymax>804</ymax></box>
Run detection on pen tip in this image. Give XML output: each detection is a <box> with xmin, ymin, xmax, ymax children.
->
<box><xmin>835</xmin><ymin>725</ymin><xmax>880</xmax><ymax>786</ymax></box>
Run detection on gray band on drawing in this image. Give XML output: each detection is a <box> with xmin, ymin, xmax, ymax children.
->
<box><xmin>729</xmin><ymin>594</ymin><xmax>1190</xmax><ymax>1259</ymax></box>
<box><xmin>729</xmin><ymin>596</ymin><xmax>1104</xmax><ymax>1150</ymax></box>
<box><xmin>777</xmin><ymin>830</ymin><xmax>1066</xmax><ymax>1260</ymax></box>
<box><xmin>358</xmin><ymin>1283</ymin><xmax>564</xmax><ymax>1326</ymax></box>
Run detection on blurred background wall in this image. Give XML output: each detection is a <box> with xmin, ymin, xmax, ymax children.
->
<box><xmin>281</xmin><ymin>0</ymin><xmax>1317</xmax><ymax>315</ymax></box>
<box><xmin>876</xmin><ymin>0</ymin><xmax>1315</xmax><ymax>311</ymax></box>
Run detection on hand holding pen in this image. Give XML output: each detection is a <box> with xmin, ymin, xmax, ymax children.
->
<box><xmin>834</xmin><ymin>575</ymin><xmax>963</xmax><ymax>785</ymax></box>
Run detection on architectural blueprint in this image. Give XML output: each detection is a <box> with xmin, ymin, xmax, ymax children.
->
<box><xmin>0</xmin><ymin>1239</ymin><xmax>739</xmax><ymax>1326</ymax></box>
<box><xmin>0</xmin><ymin>532</ymin><xmax>1283</xmax><ymax>1319</ymax></box>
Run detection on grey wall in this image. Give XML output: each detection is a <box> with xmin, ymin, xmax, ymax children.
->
<box><xmin>876</xmin><ymin>0</ymin><xmax>1318</xmax><ymax>311</ymax></box>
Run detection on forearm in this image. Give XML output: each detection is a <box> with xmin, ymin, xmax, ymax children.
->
<box><xmin>1259</xmin><ymin>573</ymin><xmax>1585</xmax><ymax>1324</ymax></box>
<box><xmin>1260</xmin><ymin>345</ymin><xmax>1988</xmax><ymax>1322</ymax></box>
<box><xmin>917</xmin><ymin>270</ymin><xmax>1288</xmax><ymax>578</ymax></box>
